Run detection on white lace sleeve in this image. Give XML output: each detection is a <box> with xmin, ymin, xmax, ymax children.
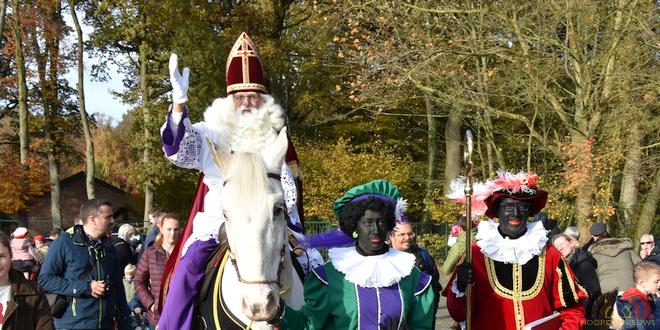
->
<box><xmin>280</xmin><ymin>163</ymin><xmax>300</xmax><ymax>227</ymax></box>
<box><xmin>160</xmin><ymin>116</ymin><xmax>203</xmax><ymax>170</ymax></box>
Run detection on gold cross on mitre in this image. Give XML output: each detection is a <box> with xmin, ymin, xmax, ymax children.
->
<box><xmin>226</xmin><ymin>32</ymin><xmax>261</xmax><ymax>84</ymax></box>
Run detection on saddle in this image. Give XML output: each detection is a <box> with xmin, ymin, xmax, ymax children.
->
<box><xmin>194</xmin><ymin>224</ymin><xmax>305</xmax><ymax>329</ymax></box>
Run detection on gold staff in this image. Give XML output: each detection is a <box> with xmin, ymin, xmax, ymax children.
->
<box><xmin>463</xmin><ymin>130</ymin><xmax>474</xmax><ymax>330</ymax></box>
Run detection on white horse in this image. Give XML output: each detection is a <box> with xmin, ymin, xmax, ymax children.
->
<box><xmin>201</xmin><ymin>128</ymin><xmax>304</xmax><ymax>329</ymax></box>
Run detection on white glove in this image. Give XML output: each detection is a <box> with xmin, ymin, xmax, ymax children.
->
<box><xmin>169</xmin><ymin>53</ymin><xmax>190</xmax><ymax>104</ymax></box>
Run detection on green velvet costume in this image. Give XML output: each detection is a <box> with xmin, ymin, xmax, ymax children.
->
<box><xmin>279</xmin><ymin>246</ymin><xmax>435</xmax><ymax>329</ymax></box>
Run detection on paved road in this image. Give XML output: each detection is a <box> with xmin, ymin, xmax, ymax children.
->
<box><xmin>435</xmin><ymin>295</ymin><xmax>456</xmax><ymax>329</ymax></box>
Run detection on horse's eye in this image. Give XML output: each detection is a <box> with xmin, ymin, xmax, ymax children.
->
<box><xmin>273</xmin><ymin>203</ymin><xmax>284</xmax><ymax>217</ymax></box>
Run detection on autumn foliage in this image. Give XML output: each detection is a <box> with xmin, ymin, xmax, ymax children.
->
<box><xmin>0</xmin><ymin>149</ymin><xmax>49</xmax><ymax>214</ymax></box>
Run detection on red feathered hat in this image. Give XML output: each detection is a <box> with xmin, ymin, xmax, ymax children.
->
<box><xmin>483</xmin><ymin>171</ymin><xmax>548</xmax><ymax>218</ymax></box>
<box><xmin>226</xmin><ymin>32</ymin><xmax>267</xmax><ymax>95</ymax></box>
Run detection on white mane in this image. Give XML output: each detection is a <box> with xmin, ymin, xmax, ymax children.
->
<box><xmin>222</xmin><ymin>153</ymin><xmax>273</xmax><ymax>219</ymax></box>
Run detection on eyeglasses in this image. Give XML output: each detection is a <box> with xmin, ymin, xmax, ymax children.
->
<box><xmin>232</xmin><ymin>93</ymin><xmax>260</xmax><ymax>102</ymax></box>
<box><xmin>640</xmin><ymin>241</ymin><xmax>653</xmax><ymax>245</ymax></box>
<box><xmin>394</xmin><ymin>232</ymin><xmax>415</xmax><ymax>238</ymax></box>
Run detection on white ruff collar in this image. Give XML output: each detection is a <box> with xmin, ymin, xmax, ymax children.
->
<box><xmin>476</xmin><ymin>220</ymin><xmax>548</xmax><ymax>264</ymax></box>
<box><xmin>328</xmin><ymin>246</ymin><xmax>416</xmax><ymax>288</ymax></box>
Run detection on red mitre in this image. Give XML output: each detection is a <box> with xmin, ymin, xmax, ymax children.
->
<box><xmin>482</xmin><ymin>171</ymin><xmax>548</xmax><ymax>219</ymax></box>
<box><xmin>226</xmin><ymin>32</ymin><xmax>267</xmax><ymax>95</ymax></box>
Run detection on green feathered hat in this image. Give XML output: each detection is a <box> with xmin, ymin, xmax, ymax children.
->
<box><xmin>332</xmin><ymin>179</ymin><xmax>407</xmax><ymax>221</ymax></box>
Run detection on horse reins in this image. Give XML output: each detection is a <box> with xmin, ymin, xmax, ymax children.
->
<box><xmin>228</xmin><ymin>244</ymin><xmax>287</xmax><ymax>287</ymax></box>
<box><xmin>226</xmin><ymin>172</ymin><xmax>288</xmax><ymax>288</ymax></box>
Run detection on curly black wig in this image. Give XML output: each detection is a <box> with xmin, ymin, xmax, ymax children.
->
<box><xmin>338</xmin><ymin>196</ymin><xmax>396</xmax><ymax>238</ymax></box>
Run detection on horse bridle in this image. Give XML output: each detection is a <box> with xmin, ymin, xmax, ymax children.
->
<box><xmin>226</xmin><ymin>172</ymin><xmax>288</xmax><ymax>288</ymax></box>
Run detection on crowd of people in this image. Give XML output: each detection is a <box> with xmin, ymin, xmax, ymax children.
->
<box><xmin>0</xmin><ymin>31</ymin><xmax>657</xmax><ymax>330</ymax></box>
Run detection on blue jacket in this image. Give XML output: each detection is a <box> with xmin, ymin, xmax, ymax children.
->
<box><xmin>38</xmin><ymin>225</ymin><xmax>131</xmax><ymax>329</ymax></box>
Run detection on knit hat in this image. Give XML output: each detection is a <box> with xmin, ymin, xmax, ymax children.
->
<box><xmin>33</xmin><ymin>235</ymin><xmax>46</xmax><ymax>242</ymax></box>
<box><xmin>226</xmin><ymin>32</ymin><xmax>267</xmax><ymax>95</ymax></box>
<box><xmin>12</xmin><ymin>227</ymin><xmax>28</xmax><ymax>239</ymax></box>
<box><xmin>332</xmin><ymin>179</ymin><xmax>406</xmax><ymax>221</ymax></box>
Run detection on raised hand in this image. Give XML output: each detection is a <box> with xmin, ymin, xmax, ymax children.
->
<box><xmin>169</xmin><ymin>53</ymin><xmax>190</xmax><ymax>105</ymax></box>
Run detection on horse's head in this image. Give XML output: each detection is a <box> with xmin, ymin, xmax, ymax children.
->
<box><xmin>216</xmin><ymin>128</ymin><xmax>289</xmax><ymax>321</ymax></box>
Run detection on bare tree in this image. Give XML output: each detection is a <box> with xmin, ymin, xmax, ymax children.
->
<box><xmin>68</xmin><ymin>0</ymin><xmax>95</xmax><ymax>199</ymax></box>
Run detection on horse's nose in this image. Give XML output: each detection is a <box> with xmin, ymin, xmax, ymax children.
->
<box><xmin>240</xmin><ymin>284</ymin><xmax>279</xmax><ymax>321</ymax></box>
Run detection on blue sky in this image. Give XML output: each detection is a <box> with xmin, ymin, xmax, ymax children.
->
<box><xmin>63</xmin><ymin>12</ymin><xmax>130</xmax><ymax>125</ymax></box>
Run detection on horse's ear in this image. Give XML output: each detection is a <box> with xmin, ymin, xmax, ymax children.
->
<box><xmin>206</xmin><ymin>134</ymin><xmax>230</xmax><ymax>173</ymax></box>
<box><xmin>261</xmin><ymin>127</ymin><xmax>288</xmax><ymax>169</ymax></box>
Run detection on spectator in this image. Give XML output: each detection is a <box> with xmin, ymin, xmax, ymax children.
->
<box><xmin>564</xmin><ymin>226</ymin><xmax>581</xmax><ymax>249</ymax></box>
<box><xmin>0</xmin><ymin>231</ymin><xmax>54</xmax><ymax>329</ymax></box>
<box><xmin>639</xmin><ymin>234</ymin><xmax>659</xmax><ymax>265</ymax></box>
<box><xmin>139</xmin><ymin>208</ymin><xmax>164</xmax><ymax>259</ymax></box>
<box><xmin>442</xmin><ymin>215</ymin><xmax>470</xmax><ymax>276</ymax></box>
<box><xmin>135</xmin><ymin>213</ymin><xmax>181</xmax><ymax>327</ymax></box>
<box><xmin>588</xmin><ymin>223</ymin><xmax>641</xmax><ymax>293</ymax></box>
<box><xmin>114</xmin><ymin>224</ymin><xmax>138</xmax><ymax>272</ymax></box>
<box><xmin>38</xmin><ymin>199</ymin><xmax>132</xmax><ymax>329</ymax></box>
<box><xmin>123</xmin><ymin>264</ymin><xmax>144</xmax><ymax>329</ymax></box>
<box><xmin>552</xmin><ymin>233</ymin><xmax>602</xmax><ymax>321</ymax></box>
<box><xmin>390</xmin><ymin>220</ymin><xmax>441</xmax><ymax>328</ymax></box>
<box><xmin>447</xmin><ymin>224</ymin><xmax>462</xmax><ymax>247</ymax></box>
<box><xmin>615</xmin><ymin>262</ymin><xmax>659</xmax><ymax>330</ymax></box>
<box><xmin>33</xmin><ymin>235</ymin><xmax>49</xmax><ymax>264</ymax></box>
<box><xmin>582</xmin><ymin>222</ymin><xmax>609</xmax><ymax>253</ymax></box>
<box><xmin>10</xmin><ymin>227</ymin><xmax>39</xmax><ymax>279</ymax></box>
<box><xmin>46</xmin><ymin>227</ymin><xmax>61</xmax><ymax>246</ymax></box>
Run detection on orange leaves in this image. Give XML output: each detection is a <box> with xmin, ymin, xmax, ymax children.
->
<box><xmin>0</xmin><ymin>152</ymin><xmax>49</xmax><ymax>214</ymax></box>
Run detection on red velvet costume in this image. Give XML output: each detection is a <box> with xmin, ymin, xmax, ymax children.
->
<box><xmin>444</xmin><ymin>242</ymin><xmax>587</xmax><ymax>330</ymax></box>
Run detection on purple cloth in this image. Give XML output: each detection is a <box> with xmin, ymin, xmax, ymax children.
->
<box><xmin>357</xmin><ymin>284</ymin><xmax>403</xmax><ymax>328</ymax></box>
<box><xmin>162</xmin><ymin>108</ymin><xmax>189</xmax><ymax>157</ymax></box>
<box><xmin>157</xmin><ymin>239</ymin><xmax>217</xmax><ymax>330</ymax></box>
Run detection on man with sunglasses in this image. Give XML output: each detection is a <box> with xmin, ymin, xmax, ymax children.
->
<box><xmin>640</xmin><ymin>234</ymin><xmax>660</xmax><ymax>265</ymax></box>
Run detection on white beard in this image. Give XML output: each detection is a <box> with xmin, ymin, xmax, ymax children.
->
<box><xmin>203</xmin><ymin>94</ymin><xmax>286</xmax><ymax>153</ymax></box>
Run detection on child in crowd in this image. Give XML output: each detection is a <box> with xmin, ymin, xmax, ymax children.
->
<box><xmin>123</xmin><ymin>264</ymin><xmax>144</xmax><ymax>329</ymax></box>
<box><xmin>10</xmin><ymin>227</ymin><xmax>40</xmax><ymax>279</ymax></box>
<box><xmin>33</xmin><ymin>235</ymin><xmax>49</xmax><ymax>264</ymax></box>
<box><xmin>616</xmin><ymin>261</ymin><xmax>660</xmax><ymax>330</ymax></box>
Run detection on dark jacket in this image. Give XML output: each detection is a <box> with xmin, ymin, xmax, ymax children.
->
<box><xmin>588</xmin><ymin>237</ymin><xmax>641</xmax><ymax>293</ymax></box>
<box><xmin>138</xmin><ymin>226</ymin><xmax>159</xmax><ymax>260</ymax></box>
<box><xmin>37</xmin><ymin>225</ymin><xmax>131</xmax><ymax>329</ymax></box>
<box><xmin>2</xmin><ymin>269</ymin><xmax>54</xmax><ymax>330</ymax></box>
<box><xmin>113</xmin><ymin>236</ymin><xmax>137</xmax><ymax>272</ymax></box>
<box><xmin>134</xmin><ymin>244</ymin><xmax>168</xmax><ymax>325</ymax></box>
<box><xmin>409</xmin><ymin>246</ymin><xmax>441</xmax><ymax>303</ymax></box>
<box><xmin>568</xmin><ymin>248</ymin><xmax>601</xmax><ymax>298</ymax></box>
<box><xmin>642</xmin><ymin>245</ymin><xmax>660</xmax><ymax>265</ymax></box>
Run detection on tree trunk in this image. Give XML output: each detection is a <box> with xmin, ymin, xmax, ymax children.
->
<box><xmin>12</xmin><ymin>0</ymin><xmax>28</xmax><ymax>227</ymax></box>
<box><xmin>139</xmin><ymin>42</ymin><xmax>153</xmax><ymax>227</ymax></box>
<box><xmin>49</xmin><ymin>154</ymin><xmax>62</xmax><ymax>227</ymax></box>
<box><xmin>618</xmin><ymin>121</ymin><xmax>641</xmax><ymax>227</ymax></box>
<box><xmin>444</xmin><ymin>108</ymin><xmax>462</xmax><ymax>194</ymax></box>
<box><xmin>68</xmin><ymin>0</ymin><xmax>95</xmax><ymax>199</ymax></box>
<box><xmin>422</xmin><ymin>94</ymin><xmax>438</xmax><ymax>220</ymax></box>
<box><xmin>486</xmin><ymin>141</ymin><xmax>495</xmax><ymax>177</ymax></box>
<box><xmin>635</xmin><ymin>169</ymin><xmax>660</xmax><ymax>249</ymax></box>
<box><xmin>0</xmin><ymin>0</ymin><xmax>7</xmax><ymax>44</ymax></box>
